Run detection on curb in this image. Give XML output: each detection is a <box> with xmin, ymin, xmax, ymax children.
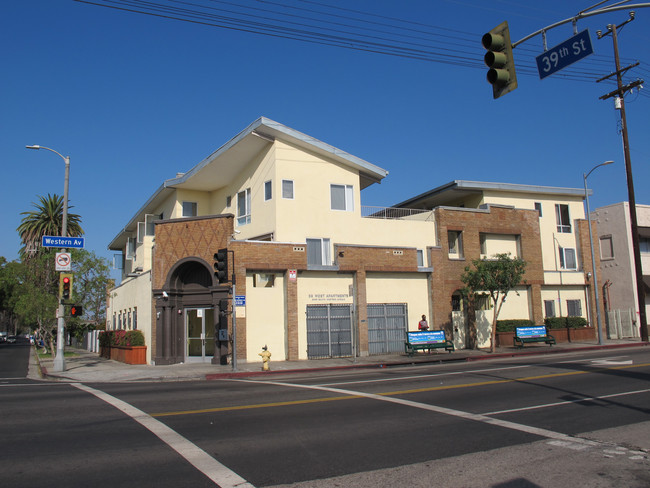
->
<box><xmin>204</xmin><ymin>342</ymin><xmax>650</xmax><ymax>380</ymax></box>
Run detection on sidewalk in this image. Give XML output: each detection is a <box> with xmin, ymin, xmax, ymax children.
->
<box><xmin>30</xmin><ymin>338</ymin><xmax>648</xmax><ymax>383</ymax></box>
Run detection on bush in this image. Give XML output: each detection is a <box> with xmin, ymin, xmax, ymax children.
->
<box><xmin>99</xmin><ymin>330</ymin><xmax>145</xmax><ymax>347</ymax></box>
<box><xmin>496</xmin><ymin>319</ymin><xmax>535</xmax><ymax>332</ymax></box>
<box><xmin>544</xmin><ymin>317</ymin><xmax>588</xmax><ymax>329</ymax></box>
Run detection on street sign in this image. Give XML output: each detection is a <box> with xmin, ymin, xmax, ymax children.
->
<box><xmin>55</xmin><ymin>252</ymin><xmax>71</xmax><ymax>271</ymax></box>
<box><xmin>41</xmin><ymin>236</ymin><xmax>85</xmax><ymax>249</ymax></box>
<box><xmin>536</xmin><ymin>29</ymin><xmax>594</xmax><ymax>79</ymax></box>
<box><xmin>235</xmin><ymin>295</ymin><xmax>246</xmax><ymax>307</ymax></box>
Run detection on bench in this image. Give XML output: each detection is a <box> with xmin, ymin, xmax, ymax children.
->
<box><xmin>405</xmin><ymin>330</ymin><xmax>455</xmax><ymax>356</ymax></box>
<box><xmin>513</xmin><ymin>326</ymin><xmax>556</xmax><ymax>348</ymax></box>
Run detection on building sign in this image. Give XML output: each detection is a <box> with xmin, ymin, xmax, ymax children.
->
<box><xmin>288</xmin><ymin>269</ymin><xmax>297</xmax><ymax>281</ymax></box>
<box><xmin>308</xmin><ymin>293</ymin><xmax>350</xmax><ymax>303</ymax></box>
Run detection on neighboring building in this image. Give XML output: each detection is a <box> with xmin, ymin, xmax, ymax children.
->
<box><xmin>107</xmin><ymin>117</ymin><xmax>600</xmax><ymax>365</ymax></box>
<box><xmin>592</xmin><ymin>202</ymin><xmax>650</xmax><ymax>338</ymax></box>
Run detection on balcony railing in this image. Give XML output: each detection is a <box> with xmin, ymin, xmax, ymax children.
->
<box><xmin>361</xmin><ymin>206</ymin><xmax>434</xmax><ymax>221</ymax></box>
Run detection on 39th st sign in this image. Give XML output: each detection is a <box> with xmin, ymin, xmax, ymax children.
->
<box><xmin>536</xmin><ymin>29</ymin><xmax>594</xmax><ymax>79</ymax></box>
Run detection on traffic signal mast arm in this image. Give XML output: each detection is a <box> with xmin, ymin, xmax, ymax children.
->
<box><xmin>511</xmin><ymin>3</ymin><xmax>650</xmax><ymax>49</ymax></box>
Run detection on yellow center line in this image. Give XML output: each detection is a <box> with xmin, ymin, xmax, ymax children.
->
<box><xmin>150</xmin><ymin>362</ymin><xmax>650</xmax><ymax>418</ymax></box>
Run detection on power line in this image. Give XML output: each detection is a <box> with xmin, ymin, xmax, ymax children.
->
<box><xmin>74</xmin><ymin>0</ymin><xmax>646</xmax><ymax>91</ymax></box>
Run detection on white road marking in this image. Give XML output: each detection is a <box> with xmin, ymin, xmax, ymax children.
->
<box><xmin>316</xmin><ymin>365</ymin><xmax>530</xmax><ymax>387</ymax></box>
<box><xmin>72</xmin><ymin>383</ymin><xmax>255</xmax><ymax>488</ymax></box>
<box><xmin>481</xmin><ymin>388</ymin><xmax>650</xmax><ymax>415</ymax></box>
<box><xmin>238</xmin><ymin>379</ymin><xmax>599</xmax><ymax>448</ymax></box>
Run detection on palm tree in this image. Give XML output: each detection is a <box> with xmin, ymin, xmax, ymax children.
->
<box><xmin>17</xmin><ymin>194</ymin><xmax>84</xmax><ymax>258</ymax></box>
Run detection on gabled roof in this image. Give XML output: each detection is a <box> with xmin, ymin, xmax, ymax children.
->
<box><xmin>394</xmin><ymin>180</ymin><xmax>587</xmax><ymax>210</ymax></box>
<box><xmin>109</xmin><ymin>117</ymin><xmax>388</xmax><ymax>250</ymax></box>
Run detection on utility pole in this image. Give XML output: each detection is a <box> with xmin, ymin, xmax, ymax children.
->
<box><xmin>596</xmin><ymin>13</ymin><xmax>648</xmax><ymax>342</ymax></box>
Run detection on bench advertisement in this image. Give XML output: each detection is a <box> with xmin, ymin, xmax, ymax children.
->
<box><xmin>407</xmin><ymin>330</ymin><xmax>446</xmax><ymax>344</ymax></box>
<box><xmin>516</xmin><ymin>326</ymin><xmax>547</xmax><ymax>338</ymax></box>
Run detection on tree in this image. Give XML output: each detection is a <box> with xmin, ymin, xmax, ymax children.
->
<box><xmin>67</xmin><ymin>249</ymin><xmax>112</xmax><ymax>340</ymax></box>
<box><xmin>9</xmin><ymin>253</ymin><xmax>59</xmax><ymax>352</ymax></box>
<box><xmin>17</xmin><ymin>193</ymin><xmax>83</xmax><ymax>259</ymax></box>
<box><xmin>0</xmin><ymin>257</ymin><xmax>20</xmax><ymax>334</ymax></box>
<box><xmin>460</xmin><ymin>253</ymin><xmax>527</xmax><ymax>353</ymax></box>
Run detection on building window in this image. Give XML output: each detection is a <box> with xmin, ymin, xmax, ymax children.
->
<box><xmin>264</xmin><ymin>180</ymin><xmax>272</xmax><ymax>201</ymax></box>
<box><xmin>417</xmin><ymin>249</ymin><xmax>424</xmax><ymax>267</ymax></box>
<box><xmin>182</xmin><ymin>201</ymin><xmax>197</xmax><ymax>217</ymax></box>
<box><xmin>480</xmin><ymin>234</ymin><xmax>487</xmax><ymax>255</ymax></box>
<box><xmin>237</xmin><ymin>188</ymin><xmax>251</xmax><ymax>225</ymax></box>
<box><xmin>253</xmin><ymin>273</ymin><xmax>276</xmax><ymax>288</ymax></box>
<box><xmin>559</xmin><ymin>247</ymin><xmax>577</xmax><ymax>270</ymax></box>
<box><xmin>448</xmin><ymin>230</ymin><xmax>464</xmax><ymax>258</ymax></box>
<box><xmin>306</xmin><ymin>238</ymin><xmax>331</xmax><ymax>266</ymax></box>
<box><xmin>133</xmin><ymin>307</ymin><xmax>137</xmax><ymax>330</ymax></box>
<box><xmin>544</xmin><ymin>300</ymin><xmax>556</xmax><ymax>318</ymax></box>
<box><xmin>330</xmin><ymin>184</ymin><xmax>353</xmax><ymax>211</ymax></box>
<box><xmin>600</xmin><ymin>235</ymin><xmax>614</xmax><ymax>260</ymax></box>
<box><xmin>282</xmin><ymin>180</ymin><xmax>294</xmax><ymax>199</ymax></box>
<box><xmin>535</xmin><ymin>202</ymin><xmax>543</xmax><ymax>217</ymax></box>
<box><xmin>567</xmin><ymin>299</ymin><xmax>582</xmax><ymax>317</ymax></box>
<box><xmin>451</xmin><ymin>294</ymin><xmax>462</xmax><ymax>312</ymax></box>
<box><xmin>555</xmin><ymin>204</ymin><xmax>571</xmax><ymax>233</ymax></box>
<box><xmin>226</xmin><ymin>195</ymin><xmax>232</xmax><ymax>208</ymax></box>
<box><xmin>640</xmin><ymin>237</ymin><xmax>650</xmax><ymax>253</ymax></box>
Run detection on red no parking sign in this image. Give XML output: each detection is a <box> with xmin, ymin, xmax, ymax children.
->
<box><xmin>55</xmin><ymin>252</ymin><xmax>71</xmax><ymax>271</ymax></box>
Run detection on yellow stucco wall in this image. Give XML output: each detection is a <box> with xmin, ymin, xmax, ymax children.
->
<box><xmin>366</xmin><ymin>273</ymin><xmax>430</xmax><ymax>331</ymax></box>
<box><xmin>244</xmin><ymin>272</ymin><xmax>286</xmax><ymax>362</ymax></box>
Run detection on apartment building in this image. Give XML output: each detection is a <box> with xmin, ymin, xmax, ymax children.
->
<box><xmin>592</xmin><ymin>202</ymin><xmax>650</xmax><ymax>338</ymax></box>
<box><xmin>107</xmin><ymin>118</ymin><xmax>599</xmax><ymax>365</ymax></box>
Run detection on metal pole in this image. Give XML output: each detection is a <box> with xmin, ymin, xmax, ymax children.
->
<box><xmin>53</xmin><ymin>155</ymin><xmax>70</xmax><ymax>372</ymax></box>
<box><xmin>231</xmin><ymin>283</ymin><xmax>237</xmax><ymax>372</ymax></box>
<box><xmin>609</xmin><ymin>24</ymin><xmax>648</xmax><ymax>341</ymax></box>
<box><xmin>584</xmin><ymin>161</ymin><xmax>613</xmax><ymax>345</ymax></box>
<box><xmin>26</xmin><ymin>145</ymin><xmax>70</xmax><ymax>372</ymax></box>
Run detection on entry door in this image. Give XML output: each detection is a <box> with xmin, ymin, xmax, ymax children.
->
<box><xmin>306</xmin><ymin>304</ymin><xmax>352</xmax><ymax>359</ymax></box>
<box><xmin>451</xmin><ymin>311</ymin><xmax>467</xmax><ymax>350</ymax></box>
<box><xmin>367</xmin><ymin>303</ymin><xmax>407</xmax><ymax>355</ymax></box>
<box><xmin>186</xmin><ymin>308</ymin><xmax>215</xmax><ymax>362</ymax></box>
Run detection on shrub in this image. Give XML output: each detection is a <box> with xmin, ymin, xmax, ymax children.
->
<box><xmin>496</xmin><ymin>319</ymin><xmax>535</xmax><ymax>332</ymax></box>
<box><xmin>545</xmin><ymin>317</ymin><xmax>588</xmax><ymax>329</ymax></box>
<box><xmin>99</xmin><ymin>330</ymin><xmax>145</xmax><ymax>347</ymax></box>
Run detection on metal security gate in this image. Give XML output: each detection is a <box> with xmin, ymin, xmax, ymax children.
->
<box><xmin>368</xmin><ymin>303</ymin><xmax>408</xmax><ymax>355</ymax></box>
<box><xmin>306</xmin><ymin>304</ymin><xmax>352</xmax><ymax>359</ymax></box>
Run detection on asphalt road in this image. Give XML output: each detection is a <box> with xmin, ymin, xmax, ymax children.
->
<box><xmin>2</xmin><ymin>344</ymin><xmax>649</xmax><ymax>487</ymax></box>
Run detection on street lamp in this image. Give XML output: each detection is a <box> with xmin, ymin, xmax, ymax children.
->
<box><xmin>584</xmin><ymin>160</ymin><xmax>614</xmax><ymax>345</ymax></box>
<box><xmin>26</xmin><ymin>145</ymin><xmax>70</xmax><ymax>372</ymax></box>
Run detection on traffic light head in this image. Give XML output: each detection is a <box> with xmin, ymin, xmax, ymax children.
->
<box><xmin>71</xmin><ymin>305</ymin><xmax>83</xmax><ymax>317</ymax></box>
<box><xmin>482</xmin><ymin>21</ymin><xmax>517</xmax><ymax>99</ymax></box>
<box><xmin>213</xmin><ymin>249</ymin><xmax>229</xmax><ymax>284</ymax></box>
<box><xmin>60</xmin><ymin>273</ymin><xmax>73</xmax><ymax>301</ymax></box>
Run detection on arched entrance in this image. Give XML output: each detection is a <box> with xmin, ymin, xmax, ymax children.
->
<box><xmin>154</xmin><ymin>258</ymin><xmax>229</xmax><ymax>365</ymax></box>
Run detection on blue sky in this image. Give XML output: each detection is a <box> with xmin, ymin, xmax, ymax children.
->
<box><xmin>3</xmin><ymin>0</ymin><xmax>649</xmax><ymax>281</ymax></box>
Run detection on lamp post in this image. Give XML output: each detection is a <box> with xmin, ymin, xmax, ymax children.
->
<box><xmin>26</xmin><ymin>145</ymin><xmax>70</xmax><ymax>372</ymax></box>
<box><xmin>584</xmin><ymin>160</ymin><xmax>614</xmax><ymax>345</ymax></box>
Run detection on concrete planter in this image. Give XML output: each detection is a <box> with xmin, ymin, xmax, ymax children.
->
<box><xmin>100</xmin><ymin>345</ymin><xmax>147</xmax><ymax>365</ymax></box>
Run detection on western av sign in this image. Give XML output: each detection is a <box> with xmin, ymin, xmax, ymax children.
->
<box><xmin>536</xmin><ymin>29</ymin><xmax>594</xmax><ymax>79</ymax></box>
<box><xmin>41</xmin><ymin>235</ymin><xmax>85</xmax><ymax>249</ymax></box>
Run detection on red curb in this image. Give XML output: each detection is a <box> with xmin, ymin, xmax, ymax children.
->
<box><xmin>205</xmin><ymin>342</ymin><xmax>650</xmax><ymax>380</ymax></box>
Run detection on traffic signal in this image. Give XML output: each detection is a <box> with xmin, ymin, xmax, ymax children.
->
<box><xmin>70</xmin><ymin>305</ymin><xmax>83</xmax><ymax>317</ymax></box>
<box><xmin>482</xmin><ymin>21</ymin><xmax>517</xmax><ymax>99</ymax></box>
<box><xmin>59</xmin><ymin>273</ymin><xmax>73</xmax><ymax>301</ymax></box>
<box><xmin>214</xmin><ymin>249</ymin><xmax>229</xmax><ymax>284</ymax></box>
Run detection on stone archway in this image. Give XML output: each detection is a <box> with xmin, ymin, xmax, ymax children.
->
<box><xmin>154</xmin><ymin>258</ymin><xmax>228</xmax><ymax>365</ymax></box>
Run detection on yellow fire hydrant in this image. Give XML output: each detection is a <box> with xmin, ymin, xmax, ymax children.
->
<box><xmin>259</xmin><ymin>345</ymin><xmax>271</xmax><ymax>371</ymax></box>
